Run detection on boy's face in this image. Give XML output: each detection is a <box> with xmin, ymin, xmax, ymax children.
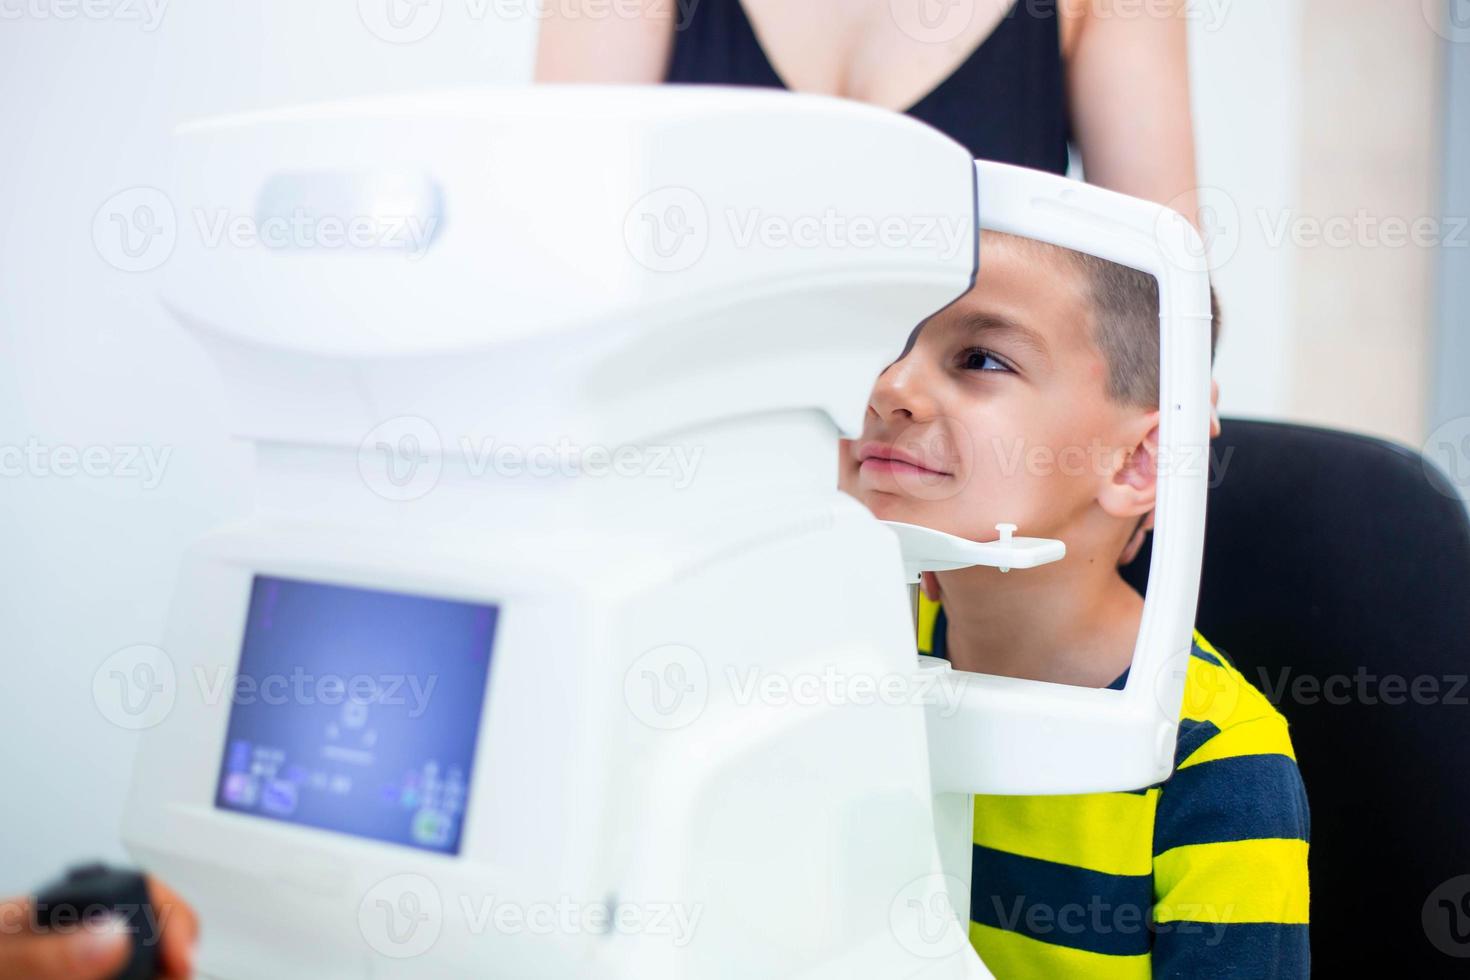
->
<box><xmin>839</xmin><ymin>235</ymin><xmax>1154</xmax><ymax>544</ymax></box>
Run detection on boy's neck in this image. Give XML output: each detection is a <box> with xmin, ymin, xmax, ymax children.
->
<box><xmin>936</xmin><ymin>554</ymin><xmax>1143</xmax><ymax>689</ymax></box>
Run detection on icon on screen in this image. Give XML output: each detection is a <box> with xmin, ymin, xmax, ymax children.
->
<box><xmin>343</xmin><ymin>700</ymin><xmax>369</xmax><ymax>730</ymax></box>
<box><xmin>227</xmin><ymin>740</ymin><xmax>252</xmax><ymax>773</ymax></box>
<box><xmin>262</xmin><ymin>779</ymin><xmax>299</xmax><ymax>816</ymax></box>
<box><xmin>223</xmin><ymin>773</ymin><xmax>259</xmax><ymax>807</ymax></box>
<box><xmin>412</xmin><ymin>808</ymin><xmax>452</xmax><ymax>848</ymax></box>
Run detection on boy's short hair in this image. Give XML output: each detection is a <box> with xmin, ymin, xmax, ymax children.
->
<box><xmin>1004</xmin><ymin>234</ymin><xmax>1221</xmax><ymax>409</ymax></box>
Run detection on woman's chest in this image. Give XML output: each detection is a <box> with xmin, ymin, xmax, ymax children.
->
<box><xmin>737</xmin><ymin>0</ymin><xmax>1043</xmax><ymax>111</ymax></box>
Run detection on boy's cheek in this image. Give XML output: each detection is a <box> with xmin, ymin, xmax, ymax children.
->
<box><xmin>943</xmin><ymin>460</ymin><xmax>1046</xmax><ymax>539</ymax></box>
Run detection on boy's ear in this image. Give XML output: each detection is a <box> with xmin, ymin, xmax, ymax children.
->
<box><xmin>1098</xmin><ymin>412</ymin><xmax>1160</xmax><ymax>520</ymax></box>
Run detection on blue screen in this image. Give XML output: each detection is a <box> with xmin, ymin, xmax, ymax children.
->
<box><xmin>214</xmin><ymin>575</ymin><xmax>497</xmax><ymax>855</ymax></box>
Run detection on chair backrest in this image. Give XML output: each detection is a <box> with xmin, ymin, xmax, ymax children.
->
<box><xmin>1121</xmin><ymin>417</ymin><xmax>1470</xmax><ymax>974</ymax></box>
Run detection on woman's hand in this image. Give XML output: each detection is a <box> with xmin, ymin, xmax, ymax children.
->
<box><xmin>0</xmin><ymin>876</ymin><xmax>198</xmax><ymax>979</ymax></box>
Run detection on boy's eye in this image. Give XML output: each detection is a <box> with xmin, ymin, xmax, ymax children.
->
<box><xmin>959</xmin><ymin>347</ymin><xmax>1012</xmax><ymax>373</ymax></box>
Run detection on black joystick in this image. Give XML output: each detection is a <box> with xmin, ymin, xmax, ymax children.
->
<box><xmin>31</xmin><ymin>863</ymin><xmax>159</xmax><ymax>980</ymax></box>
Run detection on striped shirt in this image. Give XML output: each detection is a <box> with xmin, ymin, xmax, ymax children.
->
<box><xmin>917</xmin><ymin>594</ymin><xmax>1311</xmax><ymax>978</ymax></box>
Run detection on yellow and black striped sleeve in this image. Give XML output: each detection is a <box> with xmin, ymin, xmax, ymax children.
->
<box><xmin>1150</xmin><ymin>643</ymin><xmax>1311</xmax><ymax>977</ymax></box>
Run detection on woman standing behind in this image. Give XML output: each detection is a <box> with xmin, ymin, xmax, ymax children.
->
<box><xmin>535</xmin><ymin>0</ymin><xmax>1202</xmax><ymax>223</ymax></box>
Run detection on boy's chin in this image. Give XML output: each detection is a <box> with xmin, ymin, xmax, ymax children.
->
<box><xmin>855</xmin><ymin>490</ymin><xmax>947</xmax><ymax>529</ymax></box>
<box><xmin>853</xmin><ymin>491</ymin><xmax>1008</xmax><ymax>543</ymax></box>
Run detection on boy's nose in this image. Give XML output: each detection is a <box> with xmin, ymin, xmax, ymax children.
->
<box><xmin>868</xmin><ymin>355</ymin><xmax>943</xmax><ymax>424</ymax></box>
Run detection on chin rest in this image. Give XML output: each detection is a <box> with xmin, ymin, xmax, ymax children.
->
<box><xmin>1121</xmin><ymin>417</ymin><xmax>1470</xmax><ymax>974</ymax></box>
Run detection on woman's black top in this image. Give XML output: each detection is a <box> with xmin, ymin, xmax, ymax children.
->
<box><xmin>664</xmin><ymin>0</ymin><xmax>1070</xmax><ymax>173</ymax></box>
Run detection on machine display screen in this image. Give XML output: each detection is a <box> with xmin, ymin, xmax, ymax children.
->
<box><xmin>213</xmin><ymin>575</ymin><xmax>497</xmax><ymax>855</ymax></box>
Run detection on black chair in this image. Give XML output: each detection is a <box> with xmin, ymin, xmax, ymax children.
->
<box><xmin>1121</xmin><ymin>417</ymin><xmax>1470</xmax><ymax>977</ymax></box>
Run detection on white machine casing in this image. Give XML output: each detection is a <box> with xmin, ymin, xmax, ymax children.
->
<box><xmin>121</xmin><ymin>87</ymin><xmax>1212</xmax><ymax>980</ymax></box>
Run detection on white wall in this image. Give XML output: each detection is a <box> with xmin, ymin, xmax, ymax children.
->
<box><xmin>0</xmin><ymin>0</ymin><xmax>1379</xmax><ymax>891</ymax></box>
<box><xmin>0</xmin><ymin>0</ymin><xmax>537</xmax><ymax>891</ymax></box>
<box><xmin>1187</xmin><ymin>1</ymin><xmax>1304</xmax><ymax>424</ymax></box>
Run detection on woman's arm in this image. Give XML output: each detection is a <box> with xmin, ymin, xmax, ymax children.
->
<box><xmin>533</xmin><ymin>0</ymin><xmax>678</xmax><ymax>82</ymax></box>
<box><xmin>1063</xmin><ymin>0</ymin><xmax>1201</xmax><ymax>226</ymax></box>
<box><xmin>1064</xmin><ymin>0</ymin><xmax>1219</xmax><ymax>435</ymax></box>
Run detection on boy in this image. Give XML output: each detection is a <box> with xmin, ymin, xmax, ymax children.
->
<box><xmin>839</xmin><ymin>233</ymin><xmax>1310</xmax><ymax>978</ymax></box>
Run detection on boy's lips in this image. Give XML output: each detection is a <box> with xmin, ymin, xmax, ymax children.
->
<box><xmin>856</xmin><ymin>441</ymin><xmax>954</xmax><ymax>477</ymax></box>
